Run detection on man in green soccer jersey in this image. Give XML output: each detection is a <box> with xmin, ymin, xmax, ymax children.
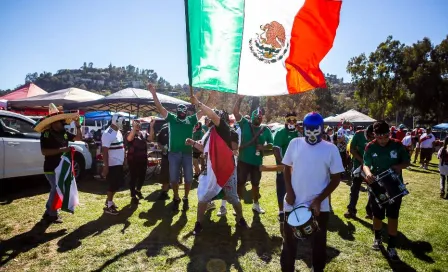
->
<box><xmin>233</xmin><ymin>96</ymin><xmax>273</xmax><ymax>214</ymax></box>
<box><xmin>273</xmin><ymin>112</ymin><xmax>300</xmax><ymax>234</ymax></box>
<box><xmin>363</xmin><ymin>121</ymin><xmax>410</xmax><ymax>262</ymax></box>
<box><xmin>149</xmin><ymin>84</ymin><xmax>207</xmax><ymax>212</ymax></box>
<box><xmin>344</xmin><ymin>125</ymin><xmax>374</xmax><ymax>219</ymax></box>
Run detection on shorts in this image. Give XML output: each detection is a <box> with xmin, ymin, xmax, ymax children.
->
<box><xmin>168</xmin><ymin>152</ymin><xmax>193</xmax><ymax>184</ymax></box>
<box><xmin>107</xmin><ymin>165</ymin><xmax>125</xmax><ymax>192</ymax></box>
<box><xmin>193</xmin><ymin>152</ymin><xmax>201</xmax><ymax>159</ymax></box>
<box><xmin>420</xmin><ymin>148</ymin><xmax>433</xmax><ymax>163</ymax></box>
<box><xmin>370</xmin><ymin>194</ymin><xmax>402</xmax><ymax>220</ymax></box>
<box><xmin>159</xmin><ymin>155</ymin><xmax>170</xmax><ymax>185</ymax></box>
<box><xmin>199</xmin><ymin>169</ymin><xmax>240</xmax><ymax>205</ymax></box>
<box><xmin>237</xmin><ymin>161</ymin><xmax>262</xmax><ymax>187</ymax></box>
<box><xmin>276</xmin><ymin>172</ymin><xmax>286</xmax><ymax>206</ymax></box>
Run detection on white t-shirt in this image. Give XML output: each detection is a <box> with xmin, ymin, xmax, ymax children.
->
<box><xmin>282</xmin><ymin>138</ymin><xmax>345</xmax><ymax>212</ymax></box>
<box><xmin>419</xmin><ymin>133</ymin><xmax>435</xmax><ymax>149</ymax></box>
<box><xmin>101</xmin><ymin>126</ymin><xmax>125</xmax><ymax>166</ymax></box>
<box><xmin>401</xmin><ymin>135</ymin><xmax>412</xmax><ymax>147</ymax></box>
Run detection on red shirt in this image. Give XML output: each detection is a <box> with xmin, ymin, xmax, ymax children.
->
<box><xmin>395</xmin><ymin>130</ymin><xmax>406</xmax><ymax>141</ymax></box>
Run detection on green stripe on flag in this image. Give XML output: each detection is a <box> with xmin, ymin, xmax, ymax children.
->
<box><xmin>185</xmin><ymin>0</ymin><xmax>244</xmax><ymax>93</ymax></box>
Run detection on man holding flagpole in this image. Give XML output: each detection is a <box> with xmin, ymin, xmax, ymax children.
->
<box><xmin>186</xmin><ymin>94</ymin><xmax>249</xmax><ymax>235</ymax></box>
<box><xmin>148</xmin><ymin>84</ymin><xmax>206</xmax><ymax>212</ymax></box>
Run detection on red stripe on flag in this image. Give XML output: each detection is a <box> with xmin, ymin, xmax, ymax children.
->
<box><xmin>286</xmin><ymin>0</ymin><xmax>342</xmax><ymax>94</ymax></box>
<box><xmin>51</xmin><ymin>193</ymin><xmax>62</xmax><ymax>211</ymax></box>
<box><xmin>209</xmin><ymin>127</ymin><xmax>235</xmax><ymax>187</ymax></box>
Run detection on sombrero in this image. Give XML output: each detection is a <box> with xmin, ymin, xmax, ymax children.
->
<box><xmin>33</xmin><ymin>103</ymin><xmax>79</xmax><ymax>132</ymax></box>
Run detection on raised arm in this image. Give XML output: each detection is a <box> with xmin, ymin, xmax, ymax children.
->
<box><xmin>148</xmin><ymin>84</ymin><xmax>168</xmax><ymax>118</ymax></box>
<box><xmin>195</xmin><ymin>90</ymin><xmax>216</xmax><ymax>120</ymax></box>
<box><xmin>191</xmin><ymin>94</ymin><xmax>221</xmax><ymax>126</ymax></box>
<box><xmin>233</xmin><ymin>95</ymin><xmax>244</xmax><ymax>121</ymax></box>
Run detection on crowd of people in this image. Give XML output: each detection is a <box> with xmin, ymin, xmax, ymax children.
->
<box><xmin>35</xmin><ymin>84</ymin><xmax>446</xmax><ymax>272</ymax></box>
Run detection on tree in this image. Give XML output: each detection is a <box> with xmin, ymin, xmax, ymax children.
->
<box><xmin>88</xmin><ymin>62</ymin><xmax>93</xmax><ymax>69</ymax></box>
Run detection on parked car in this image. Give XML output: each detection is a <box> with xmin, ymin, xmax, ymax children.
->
<box><xmin>139</xmin><ymin>117</ymin><xmax>166</xmax><ymax>135</ymax></box>
<box><xmin>0</xmin><ymin>110</ymin><xmax>92</xmax><ymax>180</ymax></box>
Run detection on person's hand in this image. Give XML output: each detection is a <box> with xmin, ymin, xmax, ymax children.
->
<box><xmin>150</xmin><ymin>118</ymin><xmax>156</xmax><ymax>127</ymax></box>
<box><xmin>148</xmin><ymin>83</ymin><xmax>156</xmax><ymax>94</ymax></box>
<box><xmin>190</xmin><ymin>94</ymin><xmax>200</xmax><ymax>106</ymax></box>
<box><xmin>391</xmin><ymin>165</ymin><xmax>401</xmax><ymax>174</ymax></box>
<box><xmin>309</xmin><ymin>198</ymin><xmax>322</xmax><ymax>216</ymax></box>
<box><xmin>285</xmin><ymin>192</ymin><xmax>295</xmax><ymax>205</ymax></box>
<box><xmin>185</xmin><ymin>138</ymin><xmax>195</xmax><ymax>146</ymax></box>
<box><xmin>365</xmin><ymin>172</ymin><xmax>376</xmax><ymax>184</ymax></box>
<box><xmin>102</xmin><ymin>166</ymin><xmax>109</xmax><ymax>178</ymax></box>
<box><xmin>132</xmin><ymin>120</ymin><xmax>138</xmax><ymax>131</ymax></box>
<box><xmin>232</xmin><ymin>150</ymin><xmax>239</xmax><ymax>157</ymax></box>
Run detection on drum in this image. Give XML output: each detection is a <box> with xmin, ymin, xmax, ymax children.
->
<box><xmin>286</xmin><ymin>205</ymin><xmax>319</xmax><ymax>239</ymax></box>
<box><xmin>367</xmin><ymin>168</ymin><xmax>409</xmax><ymax>209</ymax></box>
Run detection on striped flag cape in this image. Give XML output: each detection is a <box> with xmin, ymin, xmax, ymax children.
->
<box><xmin>197</xmin><ymin>127</ymin><xmax>235</xmax><ymax>202</ymax></box>
<box><xmin>185</xmin><ymin>0</ymin><xmax>342</xmax><ymax>96</ymax></box>
<box><xmin>51</xmin><ymin>148</ymin><xmax>79</xmax><ymax>213</ymax></box>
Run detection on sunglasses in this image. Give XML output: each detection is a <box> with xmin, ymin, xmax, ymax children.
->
<box><xmin>285</xmin><ymin>117</ymin><xmax>297</xmax><ymax>123</ymax></box>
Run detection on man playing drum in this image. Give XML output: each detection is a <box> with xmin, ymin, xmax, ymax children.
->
<box><xmin>281</xmin><ymin>112</ymin><xmax>344</xmax><ymax>272</ymax></box>
<box><xmin>363</xmin><ymin>121</ymin><xmax>411</xmax><ymax>262</ymax></box>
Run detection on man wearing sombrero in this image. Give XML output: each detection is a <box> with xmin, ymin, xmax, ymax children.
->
<box><xmin>35</xmin><ymin>104</ymin><xmax>82</xmax><ymax>223</ymax></box>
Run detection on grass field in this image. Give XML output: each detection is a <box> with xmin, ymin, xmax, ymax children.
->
<box><xmin>1</xmin><ymin>156</ymin><xmax>447</xmax><ymax>272</ymax></box>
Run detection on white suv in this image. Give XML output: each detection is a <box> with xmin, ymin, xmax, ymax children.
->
<box><xmin>0</xmin><ymin>110</ymin><xmax>92</xmax><ymax>180</ymax></box>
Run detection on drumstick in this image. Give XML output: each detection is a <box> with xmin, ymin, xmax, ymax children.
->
<box><xmin>259</xmin><ymin>165</ymin><xmax>285</xmax><ymax>172</ymax></box>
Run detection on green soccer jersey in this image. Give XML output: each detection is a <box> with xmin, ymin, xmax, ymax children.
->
<box><xmin>351</xmin><ymin>130</ymin><xmax>369</xmax><ymax>169</ymax></box>
<box><xmin>166</xmin><ymin>112</ymin><xmax>198</xmax><ymax>153</ymax></box>
<box><xmin>193</xmin><ymin>127</ymin><xmax>204</xmax><ymax>141</ymax></box>
<box><xmin>238</xmin><ymin>117</ymin><xmax>273</xmax><ymax>166</ymax></box>
<box><xmin>273</xmin><ymin>127</ymin><xmax>300</xmax><ymax>161</ymax></box>
<box><xmin>363</xmin><ymin>139</ymin><xmax>410</xmax><ymax>179</ymax></box>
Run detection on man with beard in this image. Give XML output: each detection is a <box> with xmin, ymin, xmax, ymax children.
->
<box><xmin>233</xmin><ymin>96</ymin><xmax>273</xmax><ymax>214</ymax></box>
<box><xmin>344</xmin><ymin>125</ymin><xmax>374</xmax><ymax>219</ymax></box>
<box><xmin>273</xmin><ymin>112</ymin><xmax>300</xmax><ymax>235</ymax></box>
<box><xmin>148</xmin><ymin>84</ymin><xmax>206</xmax><ymax>211</ymax></box>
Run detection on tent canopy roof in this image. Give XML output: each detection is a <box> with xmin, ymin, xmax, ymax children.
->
<box><xmin>433</xmin><ymin>123</ymin><xmax>448</xmax><ymax>131</ymax></box>
<box><xmin>64</xmin><ymin>88</ymin><xmax>190</xmax><ymax>112</ymax></box>
<box><xmin>0</xmin><ymin>83</ymin><xmax>47</xmax><ymax>100</ymax></box>
<box><xmin>8</xmin><ymin>88</ymin><xmax>104</xmax><ymax>109</ymax></box>
<box><xmin>324</xmin><ymin>109</ymin><xmax>376</xmax><ymax>123</ymax></box>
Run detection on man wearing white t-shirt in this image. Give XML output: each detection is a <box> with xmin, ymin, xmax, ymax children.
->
<box><xmin>101</xmin><ymin>114</ymin><xmax>126</xmax><ymax>215</ymax></box>
<box><xmin>281</xmin><ymin>112</ymin><xmax>344</xmax><ymax>272</ymax></box>
<box><xmin>419</xmin><ymin>127</ymin><xmax>436</xmax><ymax>170</ymax></box>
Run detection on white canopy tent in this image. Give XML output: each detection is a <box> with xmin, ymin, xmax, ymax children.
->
<box><xmin>324</xmin><ymin>109</ymin><xmax>376</xmax><ymax>127</ymax></box>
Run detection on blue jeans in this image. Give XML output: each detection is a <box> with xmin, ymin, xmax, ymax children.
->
<box><xmin>276</xmin><ymin>172</ymin><xmax>286</xmax><ymax>207</ymax></box>
<box><xmin>45</xmin><ymin>173</ymin><xmax>58</xmax><ymax>216</ymax></box>
<box><xmin>168</xmin><ymin>152</ymin><xmax>193</xmax><ymax>184</ymax></box>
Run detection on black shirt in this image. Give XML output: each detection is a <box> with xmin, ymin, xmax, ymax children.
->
<box><xmin>215</xmin><ymin>121</ymin><xmax>239</xmax><ymax>149</ymax></box>
<box><xmin>40</xmin><ymin>129</ymin><xmax>75</xmax><ymax>172</ymax></box>
<box><xmin>157</xmin><ymin>126</ymin><xmax>169</xmax><ymax>147</ymax></box>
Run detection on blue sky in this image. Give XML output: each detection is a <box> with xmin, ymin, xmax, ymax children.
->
<box><xmin>0</xmin><ymin>0</ymin><xmax>447</xmax><ymax>90</ymax></box>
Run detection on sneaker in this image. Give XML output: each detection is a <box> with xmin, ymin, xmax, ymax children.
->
<box><xmin>158</xmin><ymin>191</ymin><xmax>170</xmax><ymax>201</ymax></box>
<box><xmin>135</xmin><ymin>191</ymin><xmax>144</xmax><ymax>199</ymax></box>
<box><xmin>365</xmin><ymin>214</ymin><xmax>373</xmax><ymax>220</ymax></box>
<box><xmin>206</xmin><ymin>202</ymin><xmax>216</xmax><ymax>211</ymax></box>
<box><xmin>131</xmin><ymin>197</ymin><xmax>139</xmax><ymax>205</ymax></box>
<box><xmin>182</xmin><ymin>198</ymin><xmax>189</xmax><ymax>211</ymax></box>
<box><xmin>105</xmin><ymin>201</ymin><xmax>119</xmax><ymax>210</ymax></box>
<box><xmin>104</xmin><ymin>205</ymin><xmax>119</xmax><ymax>215</ymax></box>
<box><xmin>372</xmin><ymin>238</ymin><xmax>383</xmax><ymax>250</ymax></box>
<box><xmin>45</xmin><ymin>214</ymin><xmax>63</xmax><ymax>224</ymax></box>
<box><xmin>252</xmin><ymin>203</ymin><xmax>265</xmax><ymax>214</ymax></box>
<box><xmin>387</xmin><ymin>248</ymin><xmax>400</xmax><ymax>262</ymax></box>
<box><xmin>232</xmin><ymin>210</ymin><xmax>237</xmax><ymax>216</ymax></box>
<box><xmin>193</xmin><ymin>222</ymin><xmax>203</xmax><ymax>235</ymax></box>
<box><xmin>217</xmin><ymin>206</ymin><xmax>227</xmax><ymax>216</ymax></box>
<box><xmin>344</xmin><ymin>210</ymin><xmax>356</xmax><ymax>219</ymax></box>
<box><xmin>237</xmin><ymin>217</ymin><xmax>249</xmax><ymax>229</ymax></box>
<box><xmin>172</xmin><ymin>198</ymin><xmax>181</xmax><ymax>211</ymax></box>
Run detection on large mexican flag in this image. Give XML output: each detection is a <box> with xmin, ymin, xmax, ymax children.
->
<box><xmin>185</xmin><ymin>0</ymin><xmax>342</xmax><ymax>96</ymax></box>
<box><xmin>51</xmin><ymin>150</ymin><xmax>79</xmax><ymax>213</ymax></box>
